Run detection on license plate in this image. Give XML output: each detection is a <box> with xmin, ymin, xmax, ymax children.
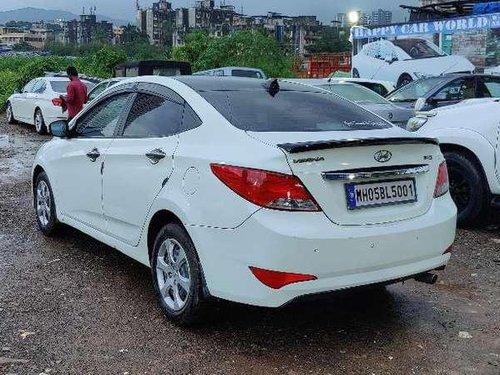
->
<box><xmin>345</xmin><ymin>179</ymin><xmax>417</xmax><ymax>210</ymax></box>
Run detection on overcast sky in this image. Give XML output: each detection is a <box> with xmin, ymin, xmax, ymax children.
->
<box><xmin>0</xmin><ymin>0</ymin><xmax>421</xmax><ymax>23</ymax></box>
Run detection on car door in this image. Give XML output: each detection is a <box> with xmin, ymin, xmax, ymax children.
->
<box><xmin>102</xmin><ymin>85</ymin><xmax>186</xmax><ymax>246</ymax></box>
<box><xmin>48</xmin><ymin>92</ymin><xmax>134</xmax><ymax>230</ymax></box>
<box><xmin>12</xmin><ymin>79</ymin><xmax>36</xmax><ymax>122</ymax></box>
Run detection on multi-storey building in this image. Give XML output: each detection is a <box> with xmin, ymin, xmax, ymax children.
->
<box><xmin>0</xmin><ymin>26</ymin><xmax>54</xmax><ymax>49</ymax></box>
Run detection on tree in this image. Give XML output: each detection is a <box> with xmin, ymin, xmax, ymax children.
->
<box><xmin>173</xmin><ymin>31</ymin><xmax>295</xmax><ymax>77</ymax></box>
<box><xmin>12</xmin><ymin>41</ymin><xmax>35</xmax><ymax>52</ymax></box>
<box><xmin>306</xmin><ymin>27</ymin><xmax>351</xmax><ymax>54</ymax></box>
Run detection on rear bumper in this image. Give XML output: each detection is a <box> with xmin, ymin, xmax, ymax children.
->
<box><xmin>188</xmin><ymin>195</ymin><xmax>457</xmax><ymax>307</ymax></box>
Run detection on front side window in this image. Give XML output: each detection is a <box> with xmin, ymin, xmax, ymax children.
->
<box><xmin>75</xmin><ymin>93</ymin><xmax>132</xmax><ymax>137</ymax></box>
<box><xmin>23</xmin><ymin>79</ymin><xmax>37</xmax><ymax>93</ymax></box>
<box><xmin>122</xmin><ymin>93</ymin><xmax>184</xmax><ymax>138</ymax></box>
<box><xmin>201</xmin><ymin>89</ymin><xmax>391</xmax><ymax>132</ymax></box>
<box><xmin>434</xmin><ymin>78</ymin><xmax>476</xmax><ymax>101</ymax></box>
<box><xmin>392</xmin><ymin>39</ymin><xmax>444</xmax><ymax>59</ymax></box>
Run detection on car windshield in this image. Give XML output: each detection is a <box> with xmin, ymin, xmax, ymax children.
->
<box><xmin>392</xmin><ymin>39</ymin><xmax>445</xmax><ymax>59</ymax></box>
<box><xmin>50</xmin><ymin>80</ymin><xmax>93</xmax><ymax>93</ymax></box>
<box><xmin>387</xmin><ymin>77</ymin><xmax>449</xmax><ymax>102</ymax></box>
<box><xmin>319</xmin><ymin>84</ymin><xmax>388</xmax><ymax>105</ymax></box>
<box><xmin>200</xmin><ymin>89</ymin><xmax>391</xmax><ymax>132</ymax></box>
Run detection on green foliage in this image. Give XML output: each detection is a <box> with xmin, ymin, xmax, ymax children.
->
<box><xmin>0</xmin><ymin>70</ymin><xmax>20</xmax><ymax>112</ymax></box>
<box><xmin>306</xmin><ymin>27</ymin><xmax>351</xmax><ymax>54</ymax></box>
<box><xmin>12</xmin><ymin>41</ymin><xmax>36</xmax><ymax>52</ymax></box>
<box><xmin>173</xmin><ymin>31</ymin><xmax>295</xmax><ymax>78</ymax></box>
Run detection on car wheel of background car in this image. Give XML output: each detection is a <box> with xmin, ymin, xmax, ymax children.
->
<box><xmin>151</xmin><ymin>223</ymin><xmax>208</xmax><ymax>326</ymax></box>
<box><xmin>6</xmin><ymin>102</ymin><xmax>17</xmax><ymax>124</ymax></box>
<box><xmin>34</xmin><ymin>109</ymin><xmax>47</xmax><ymax>135</ymax></box>
<box><xmin>397</xmin><ymin>74</ymin><xmax>413</xmax><ymax>88</ymax></box>
<box><xmin>34</xmin><ymin>171</ymin><xmax>59</xmax><ymax>236</ymax></box>
<box><xmin>444</xmin><ymin>151</ymin><xmax>489</xmax><ymax>227</ymax></box>
<box><xmin>352</xmin><ymin>68</ymin><xmax>360</xmax><ymax>78</ymax></box>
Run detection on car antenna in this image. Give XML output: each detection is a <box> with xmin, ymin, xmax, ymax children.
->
<box><xmin>264</xmin><ymin>78</ymin><xmax>280</xmax><ymax>97</ymax></box>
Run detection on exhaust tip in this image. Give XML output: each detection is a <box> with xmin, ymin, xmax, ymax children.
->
<box><xmin>414</xmin><ymin>272</ymin><xmax>438</xmax><ymax>285</ymax></box>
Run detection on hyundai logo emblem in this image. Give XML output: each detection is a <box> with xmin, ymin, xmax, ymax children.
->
<box><xmin>374</xmin><ymin>150</ymin><xmax>392</xmax><ymax>163</ymax></box>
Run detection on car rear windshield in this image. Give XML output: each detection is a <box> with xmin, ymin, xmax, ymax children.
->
<box><xmin>200</xmin><ymin>89</ymin><xmax>391</xmax><ymax>132</ymax></box>
<box><xmin>50</xmin><ymin>80</ymin><xmax>93</xmax><ymax>93</ymax></box>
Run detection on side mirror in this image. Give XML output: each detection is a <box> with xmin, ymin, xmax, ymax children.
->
<box><xmin>414</xmin><ymin>97</ymin><xmax>427</xmax><ymax>111</ymax></box>
<box><xmin>385</xmin><ymin>55</ymin><xmax>396</xmax><ymax>64</ymax></box>
<box><xmin>50</xmin><ymin>121</ymin><xmax>69</xmax><ymax>138</ymax></box>
<box><xmin>13</xmin><ymin>89</ymin><xmax>20</xmax><ymax>94</ymax></box>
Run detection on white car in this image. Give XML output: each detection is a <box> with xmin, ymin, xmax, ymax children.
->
<box><xmin>32</xmin><ymin>76</ymin><xmax>456</xmax><ymax>325</ymax></box>
<box><xmin>6</xmin><ymin>76</ymin><xmax>93</xmax><ymax>134</ymax></box>
<box><xmin>193</xmin><ymin>66</ymin><xmax>267</xmax><ymax>79</ymax></box>
<box><xmin>407</xmin><ymin>98</ymin><xmax>500</xmax><ymax>226</ymax></box>
<box><xmin>352</xmin><ymin>38</ymin><xmax>475</xmax><ymax>88</ymax></box>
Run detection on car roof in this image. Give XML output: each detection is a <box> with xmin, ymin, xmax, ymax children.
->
<box><xmin>174</xmin><ymin>76</ymin><xmax>322</xmax><ymax>93</ymax></box>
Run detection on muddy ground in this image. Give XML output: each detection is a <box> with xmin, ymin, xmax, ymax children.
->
<box><xmin>0</xmin><ymin>118</ymin><xmax>499</xmax><ymax>374</ymax></box>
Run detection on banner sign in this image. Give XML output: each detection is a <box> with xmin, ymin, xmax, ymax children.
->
<box><xmin>351</xmin><ymin>12</ymin><xmax>500</xmax><ymax>40</ymax></box>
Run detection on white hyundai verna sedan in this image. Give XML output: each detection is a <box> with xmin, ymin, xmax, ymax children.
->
<box><xmin>32</xmin><ymin>76</ymin><xmax>457</xmax><ymax>325</ymax></box>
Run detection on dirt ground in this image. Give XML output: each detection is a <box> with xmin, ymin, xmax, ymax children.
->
<box><xmin>0</xmin><ymin>118</ymin><xmax>499</xmax><ymax>375</ymax></box>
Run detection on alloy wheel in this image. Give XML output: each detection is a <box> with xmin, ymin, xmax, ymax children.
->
<box><xmin>448</xmin><ymin>165</ymin><xmax>470</xmax><ymax>211</ymax></box>
<box><xmin>6</xmin><ymin>104</ymin><xmax>12</xmax><ymax>122</ymax></box>
<box><xmin>36</xmin><ymin>180</ymin><xmax>51</xmax><ymax>227</ymax></box>
<box><xmin>156</xmin><ymin>238</ymin><xmax>191</xmax><ymax>312</ymax></box>
<box><xmin>35</xmin><ymin>111</ymin><xmax>44</xmax><ymax>133</ymax></box>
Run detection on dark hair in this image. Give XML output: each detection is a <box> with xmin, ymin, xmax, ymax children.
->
<box><xmin>66</xmin><ymin>66</ymin><xmax>78</xmax><ymax>77</ymax></box>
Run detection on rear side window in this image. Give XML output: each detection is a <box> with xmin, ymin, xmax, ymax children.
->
<box><xmin>122</xmin><ymin>93</ymin><xmax>184</xmax><ymax>138</ymax></box>
<box><xmin>201</xmin><ymin>90</ymin><xmax>391</xmax><ymax>132</ymax></box>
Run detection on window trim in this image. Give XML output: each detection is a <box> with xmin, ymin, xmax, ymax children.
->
<box><xmin>73</xmin><ymin>91</ymin><xmax>136</xmax><ymax>139</ymax></box>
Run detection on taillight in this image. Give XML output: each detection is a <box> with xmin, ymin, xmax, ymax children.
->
<box><xmin>434</xmin><ymin>161</ymin><xmax>449</xmax><ymax>198</ymax></box>
<box><xmin>249</xmin><ymin>267</ymin><xmax>317</xmax><ymax>289</ymax></box>
<box><xmin>52</xmin><ymin>98</ymin><xmax>63</xmax><ymax>107</ymax></box>
<box><xmin>210</xmin><ymin>164</ymin><xmax>320</xmax><ymax>212</ymax></box>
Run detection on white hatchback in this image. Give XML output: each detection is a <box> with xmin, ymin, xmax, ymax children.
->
<box><xmin>32</xmin><ymin>76</ymin><xmax>457</xmax><ymax>325</ymax></box>
<box><xmin>6</xmin><ymin>76</ymin><xmax>93</xmax><ymax>134</ymax></box>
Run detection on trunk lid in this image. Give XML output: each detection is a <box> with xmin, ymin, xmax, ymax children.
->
<box><xmin>248</xmin><ymin>128</ymin><xmax>442</xmax><ymax>226</ymax></box>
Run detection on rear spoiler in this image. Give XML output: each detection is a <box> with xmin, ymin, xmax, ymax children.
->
<box><xmin>278</xmin><ymin>137</ymin><xmax>439</xmax><ymax>154</ymax></box>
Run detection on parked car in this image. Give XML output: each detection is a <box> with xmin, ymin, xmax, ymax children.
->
<box><xmin>407</xmin><ymin>98</ymin><xmax>500</xmax><ymax>226</ymax></box>
<box><xmin>6</xmin><ymin>76</ymin><xmax>94</xmax><ymax>134</ymax></box>
<box><xmin>328</xmin><ymin>76</ymin><xmax>395</xmax><ymax>96</ymax></box>
<box><xmin>114</xmin><ymin>60</ymin><xmax>192</xmax><ymax>78</ymax></box>
<box><xmin>33</xmin><ymin>76</ymin><xmax>456</xmax><ymax>325</ymax></box>
<box><xmin>312</xmin><ymin>81</ymin><xmax>414</xmax><ymax>127</ymax></box>
<box><xmin>352</xmin><ymin>37</ymin><xmax>475</xmax><ymax>87</ymax></box>
<box><xmin>193</xmin><ymin>67</ymin><xmax>267</xmax><ymax>79</ymax></box>
<box><xmin>386</xmin><ymin>74</ymin><xmax>500</xmax><ymax>111</ymax></box>
<box><xmin>87</xmin><ymin>78</ymin><xmax>126</xmax><ymax>102</ymax></box>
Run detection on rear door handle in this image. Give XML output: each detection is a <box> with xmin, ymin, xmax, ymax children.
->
<box><xmin>86</xmin><ymin>148</ymin><xmax>100</xmax><ymax>162</ymax></box>
<box><xmin>145</xmin><ymin>148</ymin><xmax>167</xmax><ymax>164</ymax></box>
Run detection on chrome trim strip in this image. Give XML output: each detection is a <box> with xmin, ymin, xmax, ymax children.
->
<box><xmin>322</xmin><ymin>165</ymin><xmax>430</xmax><ymax>181</ymax></box>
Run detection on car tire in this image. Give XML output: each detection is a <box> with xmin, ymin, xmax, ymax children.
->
<box><xmin>34</xmin><ymin>171</ymin><xmax>59</xmax><ymax>236</ymax></box>
<box><xmin>151</xmin><ymin>223</ymin><xmax>208</xmax><ymax>326</ymax></box>
<box><xmin>397</xmin><ymin>74</ymin><xmax>413</xmax><ymax>88</ymax></box>
<box><xmin>34</xmin><ymin>109</ymin><xmax>47</xmax><ymax>135</ymax></box>
<box><xmin>352</xmin><ymin>68</ymin><xmax>360</xmax><ymax>78</ymax></box>
<box><xmin>6</xmin><ymin>102</ymin><xmax>17</xmax><ymax>124</ymax></box>
<box><xmin>444</xmin><ymin>151</ymin><xmax>489</xmax><ymax>227</ymax></box>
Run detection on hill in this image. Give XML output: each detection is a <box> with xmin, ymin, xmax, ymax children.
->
<box><xmin>0</xmin><ymin>7</ymin><xmax>131</xmax><ymax>26</ymax></box>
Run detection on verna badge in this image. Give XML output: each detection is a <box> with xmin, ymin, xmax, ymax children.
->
<box><xmin>374</xmin><ymin>150</ymin><xmax>392</xmax><ymax>163</ymax></box>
